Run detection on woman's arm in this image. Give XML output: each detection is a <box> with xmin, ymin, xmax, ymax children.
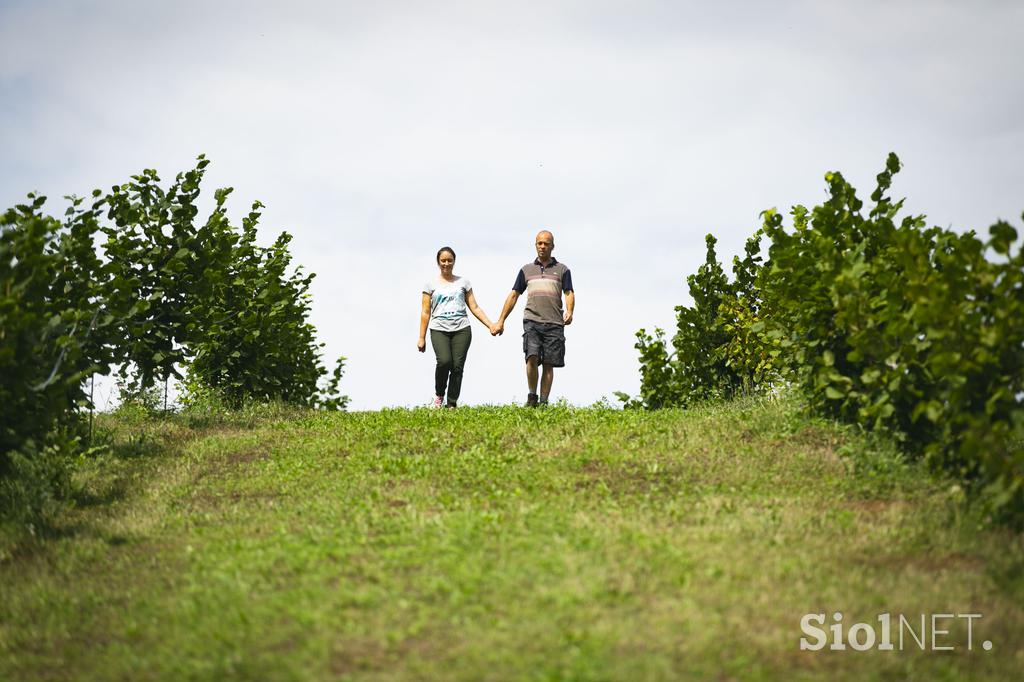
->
<box><xmin>465</xmin><ymin>288</ymin><xmax>494</xmax><ymax>329</ymax></box>
<box><xmin>418</xmin><ymin>293</ymin><xmax>430</xmax><ymax>352</ymax></box>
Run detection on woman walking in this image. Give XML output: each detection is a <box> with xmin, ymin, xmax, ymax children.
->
<box><xmin>417</xmin><ymin>246</ymin><xmax>496</xmax><ymax>408</ymax></box>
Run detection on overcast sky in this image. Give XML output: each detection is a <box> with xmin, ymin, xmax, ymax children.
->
<box><xmin>2</xmin><ymin>0</ymin><xmax>1022</xmax><ymax>410</ymax></box>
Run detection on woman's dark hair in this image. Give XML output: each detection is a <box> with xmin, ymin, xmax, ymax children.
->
<box><xmin>436</xmin><ymin>246</ymin><xmax>456</xmax><ymax>263</ymax></box>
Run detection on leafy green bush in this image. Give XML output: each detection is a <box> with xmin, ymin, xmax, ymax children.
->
<box><xmin>0</xmin><ymin>435</ymin><xmax>77</xmax><ymax>531</ymax></box>
<box><xmin>185</xmin><ymin>221</ymin><xmax>342</xmax><ymax>408</ymax></box>
<box><xmin>628</xmin><ymin>234</ymin><xmax>772</xmax><ymax>409</ymax></box>
<box><xmin>1</xmin><ymin>196</ymin><xmax>102</xmax><ymax>496</ymax></box>
<box><xmin>633</xmin><ymin>153</ymin><xmax>1024</xmax><ymax>522</ymax></box>
<box><xmin>100</xmin><ymin>166</ymin><xmax>204</xmax><ymax>390</ymax></box>
<box><xmin>2</xmin><ymin>157</ymin><xmax>348</xmax><ymax>527</ymax></box>
<box><xmin>760</xmin><ymin>154</ymin><xmax>1023</xmax><ymax>521</ymax></box>
<box><xmin>99</xmin><ymin>159</ymin><xmax>349</xmax><ymax>409</ymax></box>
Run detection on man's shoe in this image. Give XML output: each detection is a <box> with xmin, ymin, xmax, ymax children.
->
<box><xmin>430</xmin><ymin>395</ymin><xmax>444</xmax><ymax>408</ymax></box>
<box><xmin>525</xmin><ymin>393</ymin><xmax>539</xmax><ymax>407</ymax></box>
<box><xmin>445</xmin><ymin>401</ymin><xmax>457</xmax><ymax>409</ymax></box>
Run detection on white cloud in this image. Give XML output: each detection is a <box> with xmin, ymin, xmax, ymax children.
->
<box><xmin>2</xmin><ymin>0</ymin><xmax>1022</xmax><ymax>408</ymax></box>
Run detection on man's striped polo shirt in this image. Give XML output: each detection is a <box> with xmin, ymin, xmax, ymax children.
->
<box><xmin>512</xmin><ymin>257</ymin><xmax>574</xmax><ymax>326</ymax></box>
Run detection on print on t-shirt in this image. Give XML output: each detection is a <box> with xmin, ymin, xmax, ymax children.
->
<box><xmin>424</xmin><ymin>276</ymin><xmax>472</xmax><ymax>332</ymax></box>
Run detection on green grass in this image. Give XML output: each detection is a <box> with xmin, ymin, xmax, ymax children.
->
<box><xmin>2</xmin><ymin>396</ymin><xmax>1022</xmax><ymax>680</ymax></box>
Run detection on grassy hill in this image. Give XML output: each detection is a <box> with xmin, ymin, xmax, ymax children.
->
<box><xmin>2</xmin><ymin>397</ymin><xmax>1022</xmax><ymax>680</ymax></box>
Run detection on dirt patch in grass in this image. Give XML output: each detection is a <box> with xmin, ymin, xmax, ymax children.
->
<box><xmin>328</xmin><ymin>631</ymin><xmax>445</xmax><ymax>676</ymax></box>
<box><xmin>769</xmin><ymin>425</ymin><xmax>842</xmax><ymax>463</ymax></box>
<box><xmin>225</xmin><ymin>446</ymin><xmax>271</xmax><ymax>466</ymax></box>
<box><xmin>176</xmin><ymin>488</ymin><xmax>284</xmax><ymax>513</ymax></box>
<box><xmin>329</xmin><ymin>636</ymin><xmax>389</xmax><ymax>675</ymax></box>
<box><xmin>844</xmin><ymin>498</ymin><xmax>910</xmax><ymax>517</ymax></box>
<box><xmin>574</xmin><ymin>459</ymin><xmax>691</xmax><ymax>497</ymax></box>
<box><xmin>852</xmin><ymin>549</ymin><xmax>985</xmax><ymax>574</ymax></box>
<box><xmin>190</xmin><ymin>439</ymin><xmax>280</xmax><ymax>486</ymax></box>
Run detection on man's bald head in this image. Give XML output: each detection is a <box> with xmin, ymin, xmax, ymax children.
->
<box><xmin>535</xmin><ymin>230</ymin><xmax>554</xmax><ymax>262</ymax></box>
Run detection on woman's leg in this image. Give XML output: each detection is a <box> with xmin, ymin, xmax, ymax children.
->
<box><xmin>430</xmin><ymin>329</ymin><xmax>454</xmax><ymax>398</ymax></box>
<box><xmin>446</xmin><ymin>327</ymin><xmax>472</xmax><ymax>405</ymax></box>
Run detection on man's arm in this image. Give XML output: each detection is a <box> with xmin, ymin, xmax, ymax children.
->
<box><xmin>496</xmin><ymin>268</ymin><xmax>527</xmax><ymax>335</ymax></box>
<box><xmin>561</xmin><ymin>268</ymin><xmax>575</xmax><ymax>325</ymax></box>
<box><xmin>495</xmin><ymin>290</ymin><xmax>520</xmax><ymax>335</ymax></box>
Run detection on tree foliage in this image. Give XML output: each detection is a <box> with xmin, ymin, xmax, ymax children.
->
<box><xmin>1</xmin><ymin>195</ymin><xmax>107</xmax><ymax>520</ymax></box>
<box><xmin>2</xmin><ymin>156</ymin><xmax>348</xmax><ymax>523</ymax></box>
<box><xmin>632</xmin><ymin>153</ymin><xmax>1024</xmax><ymax>522</ymax></box>
<box><xmin>1</xmin><ymin>198</ymin><xmax>97</xmax><ymax>472</ymax></box>
<box><xmin>629</xmin><ymin>233</ymin><xmax>774</xmax><ymax>408</ymax></box>
<box><xmin>186</xmin><ymin>216</ymin><xmax>338</xmax><ymax>407</ymax></box>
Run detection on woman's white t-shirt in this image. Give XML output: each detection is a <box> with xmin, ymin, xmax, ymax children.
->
<box><xmin>424</xmin><ymin>276</ymin><xmax>472</xmax><ymax>332</ymax></box>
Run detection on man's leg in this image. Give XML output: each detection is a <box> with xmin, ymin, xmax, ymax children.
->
<box><xmin>537</xmin><ymin>323</ymin><xmax>564</xmax><ymax>405</ymax></box>
<box><xmin>523</xmin><ymin>320</ymin><xmax>541</xmax><ymax>406</ymax></box>
<box><xmin>526</xmin><ymin>355</ymin><xmax>540</xmax><ymax>395</ymax></box>
<box><xmin>540</xmin><ymin>364</ymin><xmax>554</xmax><ymax>403</ymax></box>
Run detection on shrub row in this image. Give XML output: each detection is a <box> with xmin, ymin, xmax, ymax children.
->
<box><xmin>630</xmin><ymin>154</ymin><xmax>1023</xmax><ymax>522</ymax></box>
<box><xmin>1</xmin><ymin>157</ymin><xmax>347</xmax><ymax>523</ymax></box>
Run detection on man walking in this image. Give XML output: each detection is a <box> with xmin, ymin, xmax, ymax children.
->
<box><xmin>493</xmin><ymin>230</ymin><xmax>574</xmax><ymax>406</ymax></box>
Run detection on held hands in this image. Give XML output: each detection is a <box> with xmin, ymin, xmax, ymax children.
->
<box><xmin>490</xmin><ymin>321</ymin><xmax>504</xmax><ymax>336</ymax></box>
<box><xmin>417</xmin><ymin>337</ymin><xmax>426</xmax><ymax>353</ymax></box>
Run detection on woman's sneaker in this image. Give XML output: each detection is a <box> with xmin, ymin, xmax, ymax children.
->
<box><xmin>430</xmin><ymin>395</ymin><xmax>444</xmax><ymax>408</ymax></box>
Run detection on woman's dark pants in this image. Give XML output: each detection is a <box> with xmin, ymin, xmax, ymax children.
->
<box><xmin>430</xmin><ymin>327</ymin><xmax>472</xmax><ymax>405</ymax></box>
